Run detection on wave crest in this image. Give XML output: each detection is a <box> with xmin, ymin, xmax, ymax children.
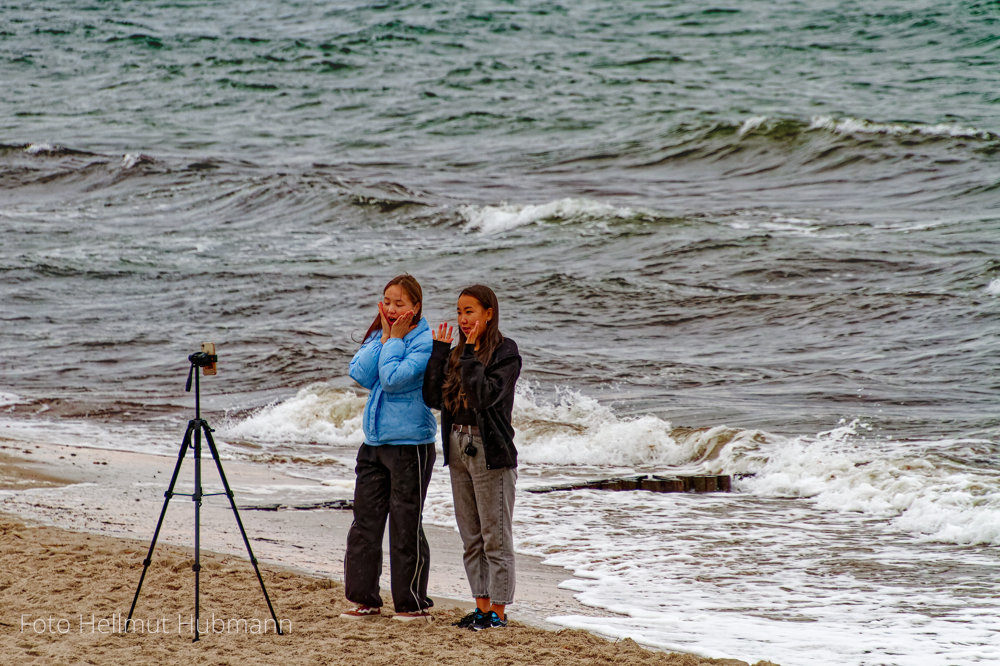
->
<box><xmin>807</xmin><ymin>115</ymin><xmax>998</xmax><ymax>140</ymax></box>
<box><xmin>741</xmin><ymin>420</ymin><xmax>1000</xmax><ymax>546</ymax></box>
<box><xmin>219</xmin><ymin>383</ymin><xmax>367</xmax><ymax>447</ymax></box>
<box><xmin>458</xmin><ymin>198</ymin><xmax>643</xmax><ymax>234</ymax></box>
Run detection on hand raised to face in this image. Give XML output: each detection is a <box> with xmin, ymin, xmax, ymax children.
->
<box><xmin>433</xmin><ymin>322</ymin><xmax>453</xmax><ymax>343</ymax></box>
<box><xmin>389</xmin><ymin>310</ymin><xmax>415</xmax><ymax>339</ymax></box>
<box><xmin>378</xmin><ymin>301</ymin><xmax>392</xmax><ymax>343</ymax></box>
<box><xmin>464</xmin><ymin>320</ymin><xmax>482</xmax><ymax>347</ymax></box>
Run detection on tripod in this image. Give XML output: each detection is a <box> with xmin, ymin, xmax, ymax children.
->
<box><xmin>126</xmin><ymin>352</ymin><xmax>282</xmax><ymax>641</ymax></box>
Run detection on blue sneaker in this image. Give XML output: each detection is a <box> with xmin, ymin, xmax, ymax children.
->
<box><xmin>470</xmin><ymin>610</ymin><xmax>507</xmax><ymax>631</ymax></box>
<box><xmin>452</xmin><ymin>608</ymin><xmax>485</xmax><ymax>628</ymax></box>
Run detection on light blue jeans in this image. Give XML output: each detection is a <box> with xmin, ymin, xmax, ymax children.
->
<box><xmin>448</xmin><ymin>429</ymin><xmax>517</xmax><ymax>606</ymax></box>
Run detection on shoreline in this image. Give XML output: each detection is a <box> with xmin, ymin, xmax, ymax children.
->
<box><xmin>0</xmin><ymin>437</ymin><xmax>601</xmax><ymax>629</ymax></box>
<box><xmin>0</xmin><ymin>436</ymin><xmax>776</xmax><ymax>665</ymax></box>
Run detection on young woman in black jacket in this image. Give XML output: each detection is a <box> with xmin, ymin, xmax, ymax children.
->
<box><xmin>423</xmin><ymin>285</ymin><xmax>522</xmax><ymax>631</ymax></box>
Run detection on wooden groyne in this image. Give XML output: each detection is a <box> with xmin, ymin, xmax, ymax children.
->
<box><xmin>239</xmin><ymin>499</ymin><xmax>354</xmax><ymax>511</ymax></box>
<box><xmin>526</xmin><ymin>473</ymin><xmax>733</xmax><ymax>494</ymax></box>
<box><xmin>239</xmin><ymin>474</ymin><xmax>738</xmax><ymax>511</ymax></box>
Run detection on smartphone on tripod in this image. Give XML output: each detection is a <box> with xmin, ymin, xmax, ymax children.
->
<box><xmin>201</xmin><ymin>342</ymin><xmax>217</xmax><ymax>375</ymax></box>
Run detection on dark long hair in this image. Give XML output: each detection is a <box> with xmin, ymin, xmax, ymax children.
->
<box><xmin>362</xmin><ymin>274</ymin><xmax>423</xmax><ymax>342</ymax></box>
<box><xmin>442</xmin><ymin>285</ymin><xmax>503</xmax><ymax>413</ymax></box>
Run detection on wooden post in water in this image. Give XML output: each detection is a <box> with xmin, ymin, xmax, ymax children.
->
<box><xmin>526</xmin><ymin>473</ymin><xmax>733</xmax><ymax>495</ymax></box>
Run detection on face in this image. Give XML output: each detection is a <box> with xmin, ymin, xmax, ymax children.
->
<box><xmin>457</xmin><ymin>294</ymin><xmax>493</xmax><ymax>338</ymax></box>
<box><xmin>383</xmin><ymin>284</ymin><xmax>418</xmax><ymax>324</ymax></box>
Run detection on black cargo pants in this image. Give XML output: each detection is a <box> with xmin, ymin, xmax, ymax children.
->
<box><xmin>344</xmin><ymin>442</ymin><xmax>436</xmax><ymax>613</ymax></box>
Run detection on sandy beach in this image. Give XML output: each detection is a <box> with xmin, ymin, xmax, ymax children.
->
<box><xmin>0</xmin><ymin>436</ymin><xmax>778</xmax><ymax>665</ymax></box>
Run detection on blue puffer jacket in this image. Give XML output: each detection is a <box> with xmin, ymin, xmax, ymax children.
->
<box><xmin>349</xmin><ymin>317</ymin><xmax>437</xmax><ymax>446</ymax></box>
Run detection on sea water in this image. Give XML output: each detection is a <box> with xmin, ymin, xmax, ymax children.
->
<box><xmin>2</xmin><ymin>1</ymin><xmax>999</xmax><ymax>664</ymax></box>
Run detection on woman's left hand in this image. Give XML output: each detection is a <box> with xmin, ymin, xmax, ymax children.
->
<box><xmin>389</xmin><ymin>310</ymin><xmax>415</xmax><ymax>338</ymax></box>
<box><xmin>465</xmin><ymin>320</ymin><xmax>481</xmax><ymax>346</ymax></box>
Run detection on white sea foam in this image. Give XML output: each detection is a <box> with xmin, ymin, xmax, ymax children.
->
<box><xmin>0</xmin><ymin>392</ymin><xmax>25</xmax><ymax>407</ymax></box>
<box><xmin>724</xmin><ymin>210</ymin><xmax>854</xmax><ymax>239</ymax></box>
<box><xmin>24</xmin><ymin>142</ymin><xmax>55</xmax><ymax>154</ymax></box>
<box><xmin>0</xmin><ymin>416</ymin><xmax>179</xmax><ymax>455</ymax></box>
<box><xmin>458</xmin><ymin>198</ymin><xmax>637</xmax><ymax>234</ymax></box>
<box><xmin>514</xmin><ymin>463</ymin><xmax>1000</xmax><ymax>665</ymax></box>
<box><xmin>737</xmin><ymin>115</ymin><xmax>769</xmax><ymax>136</ymax></box>
<box><xmin>514</xmin><ymin>384</ymin><xmax>766</xmax><ymax>472</ymax></box>
<box><xmin>740</xmin><ymin>420</ymin><xmax>1000</xmax><ymax>546</ymax></box>
<box><xmin>223</xmin><ymin>381</ymin><xmax>763</xmax><ymax>471</ymax></box>
<box><xmin>121</xmin><ymin>153</ymin><xmax>144</xmax><ymax>169</ymax></box>
<box><xmin>759</xmin><ymin>215</ymin><xmax>823</xmax><ymax>236</ymax></box>
<box><xmin>218</xmin><ymin>382</ymin><xmax>367</xmax><ymax>447</ymax></box>
<box><xmin>986</xmin><ymin>277</ymin><xmax>1000</xmax><ymax>295</ymax></box>
<box><xmin>809</xmin><ymin>115</ymin><xmax>996</xmax><ymax>140</ymax></box>
<box><xmin>513</xmin><ymin>385</ymin><xmax>688</xmax><ymax>467</ymax></box>
<box><xmin>219</xmin><ymin>383</ymin><xmax>1000</xmax><ymax>547</ymax></box>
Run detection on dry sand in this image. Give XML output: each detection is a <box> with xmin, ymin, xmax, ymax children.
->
<box><xmin>0</xmin><ymin>438</ymin><xmax>778</xmax><ymax>665</ymax></box>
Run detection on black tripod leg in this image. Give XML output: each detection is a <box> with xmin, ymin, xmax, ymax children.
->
<box><xmin>126</xmin><ymin>420</ymin><xmax>195</xmax><ymax>629</ymax></box>
<box><xmin>203</xmin><ymin>425</ymin><xmax>284</xmax><ymax>634</ymax></box>
<box><xmin>193</xmin><ymin>421</ymin><xmax>203</xmax><ymax>642</ymax></box>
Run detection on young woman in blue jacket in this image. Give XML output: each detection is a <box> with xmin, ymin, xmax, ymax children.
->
<box><xmin>341</xmin><ymin>274</ymin><xmax>437</xmax><ymax>621</ymax></box>
<box><xmin>423</xmin><ymin>285</ymin><xmax>522</xmax><ymax>631</ymax></box>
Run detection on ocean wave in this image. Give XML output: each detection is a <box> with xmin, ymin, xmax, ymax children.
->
<box><xmin>219</xmin><ymin>382</ymin><xmax>1000</xmax><ymax>546</ymax></box>
<box><xmin>0</xmin><ymin>144</ymin><xmax>434</xmax><ymax>223</ymax></box>
<box><xmin>733</xmin><ymin>115</ymin><xmax>999</xmax><ymax>143</ymax></box>
<box><xmin>218</xmin><ymin>383</ymin><xmax>367</xmax><ymax>448</ymax></box>
<box><xmin>513</xmin><ymin>384</ymin><xmax>686</xmax><ymax>466</ymax></box>
<box><xmin>694</xmin><ymin>114</ymin><xmax>1000</xmax><ymax>170</ymax></box>
<box><xmin>346</xmin><ymin>180</ymin><xmax>432</xmax><ymax>211</ymax></box>
<box><xmin>626</xmin><ymin>113</ymin><xmax>1000</xmax><ymax>193</ymax></box>
<box><xmin>513</xmin><ymin>383</ymin><xmax>768</xmax><ymax>469</ymax></box>
<box><xmin>807</xmin><ymin>115</ymin><xmax>999</xmax><ymax>141</ymax></box>
<box><xmin>216</xmin><ymin>380</ymin><xmax>770</xmax><ymax>473</ymax></box>
<box><xmin>19</xmin><ymin>143</ymin><xmax>99</xmax><ymax>157</ymax></box>
<box><xmin>741</xmin><ymin>420</ymin><xmax>1000</xmax><ymax>546</ymax></box>
<box><xmin>121</xmin><ymin>153</ymin><xmax>155</xmax><ymax>169</ymax></box>
<box><xmin>605</xmin><ymin>113</ymin><xmax>1000</xmax><ymax>210</ymax></box>
<box><xmin>0</xmin><ymin>142</ymin><xmax>162</xmax><ymax>194</ymax></box>
<box><xmin>458</xmin><ymin>198</ymin><xmax>646</xmax><ymax>234</ymax></box>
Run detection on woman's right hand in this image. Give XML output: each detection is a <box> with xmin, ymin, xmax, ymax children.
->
<box><xmin>433</xmin><ymin>322</ymin><xmax>453</xmax><ymax>343</ymax></box>
<box><xmin>378</xmin><ymin>301</ymin><xmax>392</xmax><ymax>343</ymax></box>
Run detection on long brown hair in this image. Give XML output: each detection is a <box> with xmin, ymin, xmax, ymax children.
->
<box><xmin>442</xmin><ymin>285</ymin><xmax>503</xmax><ymax>413</ymax></box>
<box><xmin>362</xmin><ymin>274</ymin><xmax>423</xmax><ymax>341</ymax></box>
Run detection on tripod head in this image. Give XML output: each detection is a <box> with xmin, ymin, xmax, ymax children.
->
<box><xmin>185</xmin><ymin>342</ymin><xmax>218</xmax><ymax>393</ymax></box>
<box><xmin>189</xmin><ymin>351</ymin><xmax>217</xmax><ymax>367</ymax></box>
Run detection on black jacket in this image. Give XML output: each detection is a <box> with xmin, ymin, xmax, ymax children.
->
<box><xmin>423</xmin><ymin>337</ymin><xmax>521</xmax><ymax>469</ymax></box>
